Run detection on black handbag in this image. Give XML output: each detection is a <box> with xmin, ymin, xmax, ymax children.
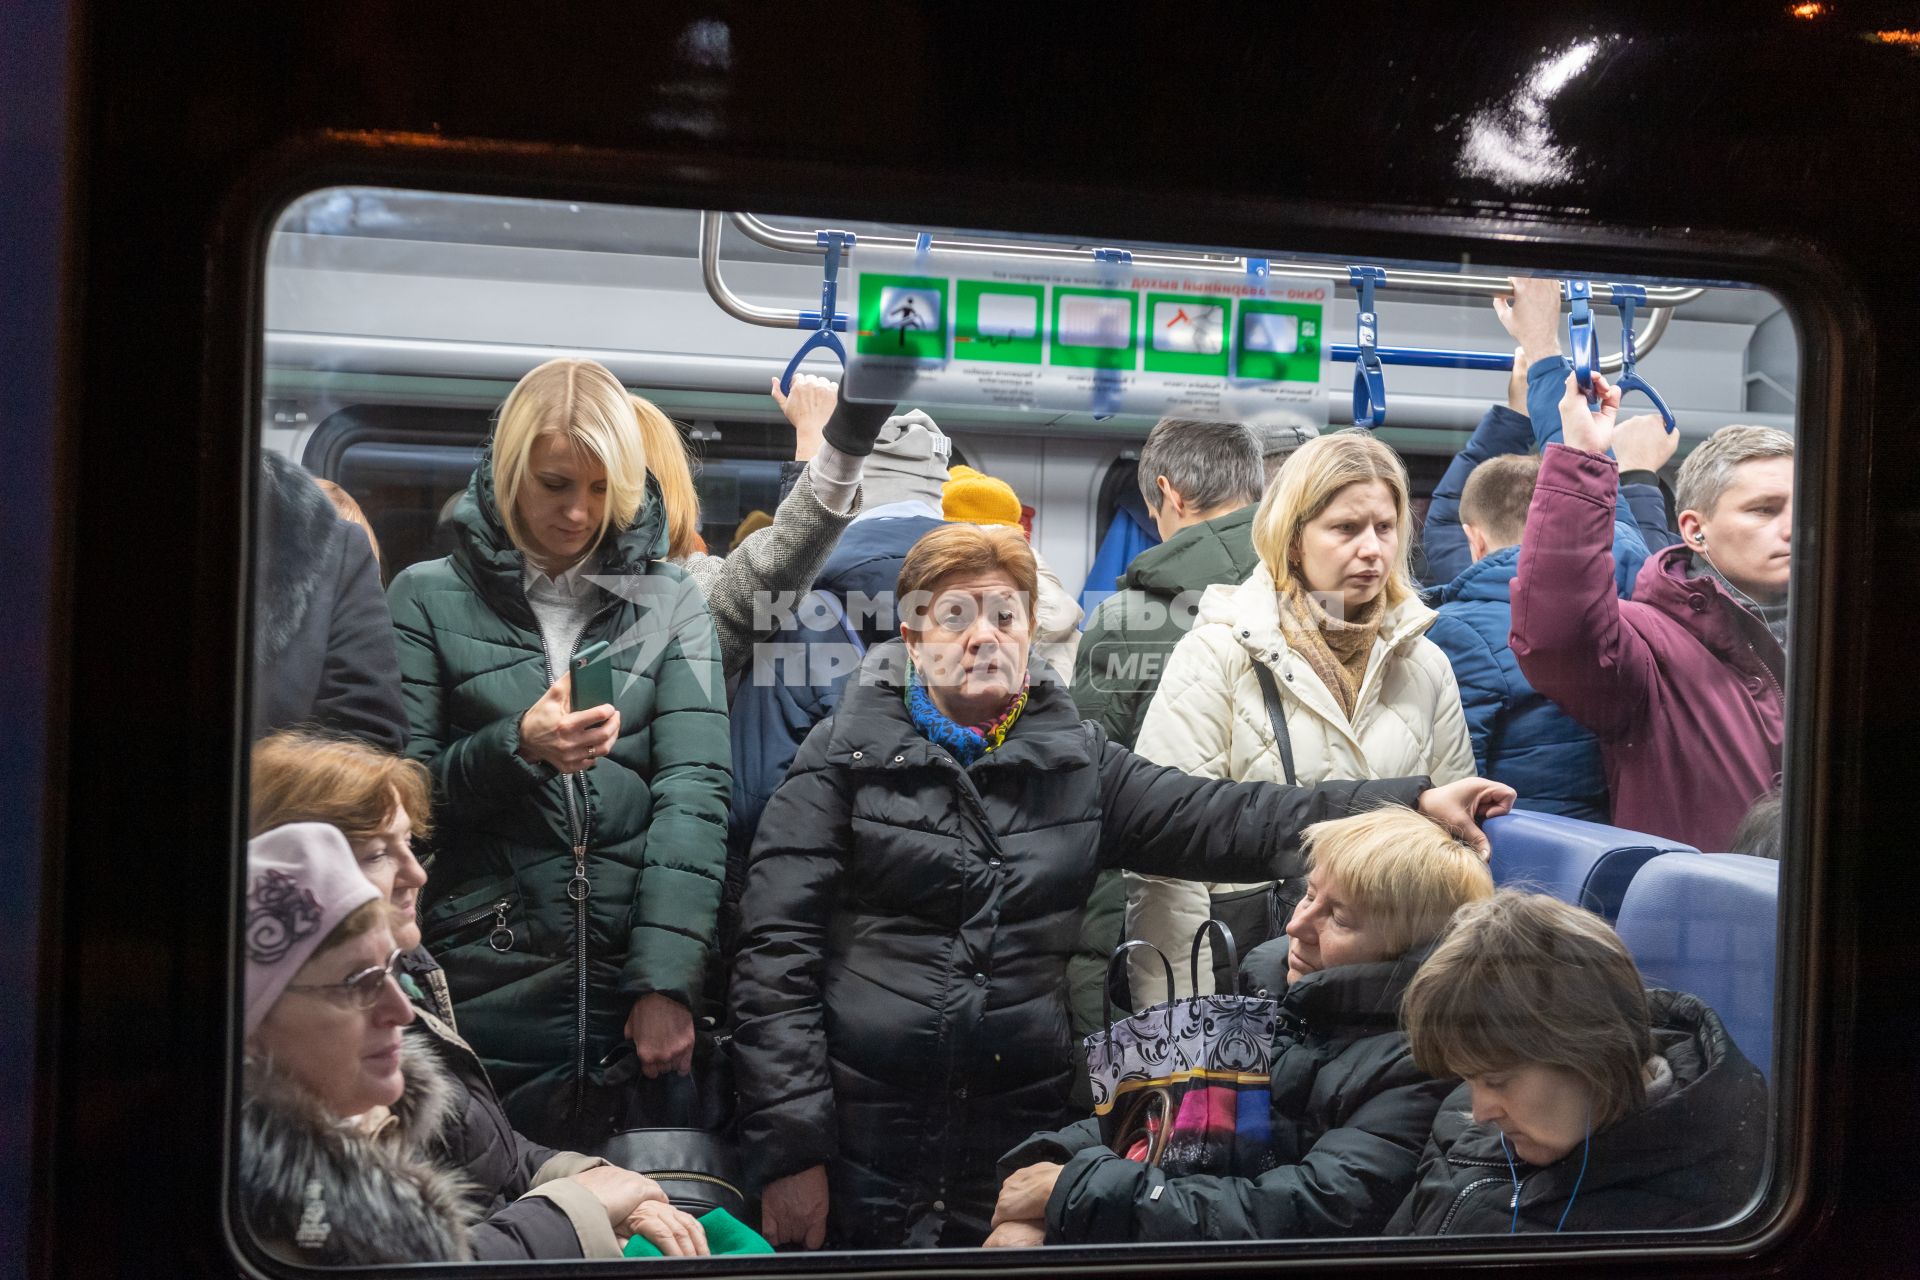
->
<box><xmin>1206</xmin><ymin>663</ymin><xmax>1306</xmax><ymax>993</ymax></box>
<box><xmin>588</xmin><ymin>1033</ymin><xmax>753</xmax><ymax>1223</ymax></box>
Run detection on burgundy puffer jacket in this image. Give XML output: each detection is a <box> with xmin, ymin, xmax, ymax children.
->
<box><xmin>1510</xmin><ymin>445</ymin><xmax>1785</xmax><ymax>851</ymax></box>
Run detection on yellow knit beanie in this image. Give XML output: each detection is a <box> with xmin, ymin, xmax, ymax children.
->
<box><xmin>943</xmin><ymin>465</ymin><xmax>1023</xmax><ymax>527</ymax></box>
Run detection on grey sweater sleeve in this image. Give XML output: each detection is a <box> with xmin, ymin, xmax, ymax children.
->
<box><xmin>687</xmin><ymin>466</ymin><xmax>860</xmax><ymax>678</ymax></box>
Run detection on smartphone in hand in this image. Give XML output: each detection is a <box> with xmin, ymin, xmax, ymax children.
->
<box><xmin>571</xmin><ymin>640</ymin><xmax>614</xmax><ymax>714</ymax></box>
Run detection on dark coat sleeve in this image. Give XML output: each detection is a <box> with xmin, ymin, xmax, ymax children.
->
<box><xmin>1094</xmin><ymin>730</ymin><xmax>1429</xmax><ymax>884</ymax></box>
<box><xmin>998</xmin><ymin>1116</ymin><xmax>1107</xmax><ymax>1183</ymax></box>
<box><xmin>1421</xmin><ymin>405</ymin><xmax>1534</xmax><ymax>587</ymax></box>
<box><xmin>620</xmin><ymin>574</ymin><xmax>733</xmax><ymax>1007</ymax></box>
<box><xmin>388</xmin><ymin>567</ymin><xmax>557</xmax><ymax>816</ymax></box>
<box><xmin>727</xmin><ymin>726</ymin><xmax>851</xmax><ymax>1185</ymax></box>
<box><xmin>1621</xmin><ymin>475</ymin><xmax>1680</xmax><ymax>551</ymax></box>
<box><xmin>1045</xmin><ymin>1056</ymin><xmax>1455</xmax><ymax>1242</ymax></box>
<box><xmin>310</xmin><ymin>527</ymin><xmax>408</xmax><ymax>751</ymax></box>
<box><xmin>465</xmin><ymin>1198</ymin><xmax>589</xmax><ymax>1260</ymax></box>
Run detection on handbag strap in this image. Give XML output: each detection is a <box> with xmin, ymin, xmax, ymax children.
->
<box><xmin>1251</xmin><ymin>660</ymin><xmax>1298</xmax><ymax>786</ymax></box>
<box><xmin>1189</xmin><ymin>918</ymin><xmax>1239</xmax><ymax>1000</ymax></box>
<box><xmin>1104</xmin><ymin>940</ymin><xmax>1176</xmax><ymax>1050</ymax></box>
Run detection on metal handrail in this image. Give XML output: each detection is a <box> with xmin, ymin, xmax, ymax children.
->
<box><xmin>705</xmin><ymin>210</ymin><xmax>1679</xmax><ymax>369</ymax></box>
<box><xmin>728</xmin><ymin>211</ymin><xmax>1707</xmax><ymax>307</ymax></box>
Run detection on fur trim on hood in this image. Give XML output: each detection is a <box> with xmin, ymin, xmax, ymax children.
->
<box><xmin>240</xmin><ymin>1034</ymin><xmax>479</xmax><ymax>1265</ymax></box>
<box><xmin>256</xmin><ymin>452</ymin><xmax>341</xmax><ymax>666</ymax></box>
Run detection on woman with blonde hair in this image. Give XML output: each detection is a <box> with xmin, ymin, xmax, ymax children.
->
<box><xmin>1127</xmin><ymin>429</ymin><xmax>1475</xmax><ymax>1005</ymax></box>
<box><xmin>387</xmin><ymin>357</ymin><xmax>731</xmax><ymax>1148</ymax></box>
<box><xmin>1387</xmin><ymin>891</ymin><xmax>1767</xmax><ymax>1234</ymax></box>
<box><xmin>989</xmin><ymin>806</ymin><xmax>1495</xmax><ymax>1246</ymax></box>
<box><xmin>627</xmin><ymin>372</ymin><xmax>895</xmax><ymax>678</ymax></box>
<box><xmin>729</xmin><ymin>521</ymin><xmax>1515</xmax><ymax>1250</ymax></box>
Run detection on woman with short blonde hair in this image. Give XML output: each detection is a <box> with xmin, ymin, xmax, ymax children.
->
<box><xmin>1388</xmin><ymin>891</ymin><xmax>1768</xmax><ymax>1235</ymax></box>
<box><xmin>731</xmin><ymin>522</ymin><xmax>1515</xmax><ymax>1250</ymax></box>
<box><xmin>1127</xmin><ymin>429</ymin><xmax>1474</xmax><ymax>1004</ymax></box>
<box><xmin>387</xmin><ymin>356</ymin><xmax>732</xmax><ymax>1147</ymax></box>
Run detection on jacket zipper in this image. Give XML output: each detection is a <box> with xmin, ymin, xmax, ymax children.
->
<box><xmin>1438</xmin><ymin>1174</ymin><xmax>1509</xmax><ymax>1235</ymax></box>
<box><xmin>433</xmin><ymin>897</ymin><xmax>516</xmax><ymax>952</ymax></box>
<box><xmin>542</xmin><ymin>631</ymin><xmax>596</xmax><ymax>1122</ymax></box>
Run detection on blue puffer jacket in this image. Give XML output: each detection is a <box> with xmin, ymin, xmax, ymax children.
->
<box><xmin>1425</xmin><ymin>545</ymin><xmax>1610</xmax><ymax>821</ymax></box>
<box><xmin>1421</xmin><ymin>399</ymin><xmax>1667</xmax><ymax>597</ymax></box>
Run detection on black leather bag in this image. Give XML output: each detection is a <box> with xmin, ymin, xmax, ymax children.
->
<box><xmin>587</xmin><ymin>1033</ymin><xmax>753</xmax><ymax>1223</ymax></box>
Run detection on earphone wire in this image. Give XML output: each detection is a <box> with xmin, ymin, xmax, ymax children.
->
<box><xmin>1694</xmin><ymin>538</ymin><xmax>1778</xmax><ymax>621</ymax></box>
<box><xmin>1555</xmin><ymin>1107</ymin><xmax>1593</xmax><ymax>1234</ymax></box>
<box><xmin>1499</xmin><ymin>1130</ymin><xmax>1522</xmax><ymax>1234</ymax></box>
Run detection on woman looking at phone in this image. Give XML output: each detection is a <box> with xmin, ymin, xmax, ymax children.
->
<box><xmin>387</xmin><ymin>357</ymin><xmax>731</xmax><ymax>1147</ymax></box>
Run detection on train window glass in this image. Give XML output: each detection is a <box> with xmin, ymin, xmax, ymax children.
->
<box><xmin>243</xmin><ymin>186</ymin><xmax>1803</xmax><ymax>1269</ymax></box>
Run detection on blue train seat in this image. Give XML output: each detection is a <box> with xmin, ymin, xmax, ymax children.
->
<box><xmin>1484</xmin><ymin>810</ymin><xmax>1699</xmax><ymax>922</ymax></box>
<box><xmin>1614</xmin><ymin>852</ymin><xmax>1779</xmax><ymax>1082</ymax></box>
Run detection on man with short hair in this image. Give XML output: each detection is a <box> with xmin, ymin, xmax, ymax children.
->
<box><xmin>1426</xmin><ymin>454</ymin><xmax>1609</xmax><ymax>821</ymax></box>
<box><xmin>1068</xmin><ymin>418</ymin><xmax>1266</xmax><ymax>1042</ymax></box>
<box><xmin>1511</xmin><ymin>374</ymin><xmax>1791</xmax><ymax>850</ymax></box>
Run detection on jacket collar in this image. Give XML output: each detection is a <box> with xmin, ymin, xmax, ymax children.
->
<box><xmin>1277</xmin><ymin>941</ymin><xmax>1432</xmax><ymax>1039</ymax></box>
<box><xmin>448</xmin><ymin>448</ymin><xmax>670</xmax><ymax>631</ymax></box>
<box><xmin>1121</xmin><ymin>504</ymin><xmax>1260</xmax><ymax>596</ymax></box>
<box><xmin>1632</xmin><ymin>543</ymin><xmax>1785</xmax><ymax>674</ymax></box>
<box><xmin>1433</xmin><ymin>544</ymin><xmax>1521</xmax><ymax>606</ymax></box>
<box><xmin>825</xmin><ymin>640</ymin><xmax>1092</xmax><ymax>773</ymax></box>
<box><xmin>1198</xmin><ymin>562</ymin><xmax>1438</xmax><ymax>664</ymax></box>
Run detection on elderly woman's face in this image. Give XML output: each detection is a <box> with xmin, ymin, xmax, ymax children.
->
<box><xmin>1283</xmin><ymin>868</ymin><xmax>1395</xmax><ymax>984</ymax></box>
<box><xmin>353</xmin><ymin>793</ymin><xmax>427</xmax><ymax>952</ymax></box>
<box><xmin>253</xmin><ymin>923</ymin><xmax>415</xmax><ymax>1118</ymax></box>
<box><xmin>1467</xmin><ymin>1062</ymin><xmax>1591</xmax><ymax>1166</ymax></box>
<box><xmin>902</xmin><ymin>571</ymin><xmax>1032</xmax><ymax>723</ymax></box>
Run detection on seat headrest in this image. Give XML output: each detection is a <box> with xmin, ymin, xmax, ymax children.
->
<box><xmin>1485</xmin><ymin>810</ymin><xmax>1699</xmax><ymax>922</ymax></box>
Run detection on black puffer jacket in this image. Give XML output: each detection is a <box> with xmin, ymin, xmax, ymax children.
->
<box><xmin>728</xmin><ymin>641</ymin><xmax>1429</xmax><ymax>1249</ymax></box>
<box><xmin>998</xmin><ymin>939</ymin><xmax>1452</xmax><ymax>1242</ymax></box>
<box><xmin>1386</xmin><ymin>989</ymin><xmax>1768</xmax><ymax>1235</ymax></box>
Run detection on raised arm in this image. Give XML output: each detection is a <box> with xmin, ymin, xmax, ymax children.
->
<box><xmin>1510</xmin><ymin>374</ymin><xmax>1662</xmax><ymax>740</ymax></box>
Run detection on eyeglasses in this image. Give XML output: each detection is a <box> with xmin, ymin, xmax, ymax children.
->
<box><xmin>284</xmin><ymin>947</ymin><xmax>406</xmax><ymax>1010</ymax></box>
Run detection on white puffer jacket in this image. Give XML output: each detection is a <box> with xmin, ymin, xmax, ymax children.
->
<box><xmin>1126</xmin><ymin>564</ymin><xmax>1474</xmax><ymax>1003</ymax></box>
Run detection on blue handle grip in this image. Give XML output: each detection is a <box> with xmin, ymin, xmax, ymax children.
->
<box><xmin>1349</xmin><ymin>266</ymin><xmax>1388</xmax><ymax>428</ymax></box>
<box><xmin>779</xmin><ymin>329</ymin><xmax>847</xmax><ymax>395</ymax></box>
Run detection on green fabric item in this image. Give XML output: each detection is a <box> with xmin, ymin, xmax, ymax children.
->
<box><xmin>622</xmin><ymin>1208</ymin><xmax>775</xmax><ymax>1257</ymax></box>
<box><xmin>388</xmin><ymin>451</ymin><xmax>732</xmax><ymax>1113</ymax></box>
<box><xmin>1065</xmin><ymin>503</ymin><xmax>1261</xmax><ymax>1039</ymax></box>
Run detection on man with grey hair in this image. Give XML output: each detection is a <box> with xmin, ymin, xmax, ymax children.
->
<box><xmin>1067</xmin><ymin>418</ymin><xmax>1265</xmax><ymax>1045</ymax></box>
<box><xmin>1511</xmin><ymin>371</ymin><xmax>1791</xmax><ymax>850</ymax></box>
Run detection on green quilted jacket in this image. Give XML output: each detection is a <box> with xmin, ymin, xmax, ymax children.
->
<box><xmin>387</xmin><ymin>453</ymin><xmax>730</xmax><ymax>1140</ymax></box>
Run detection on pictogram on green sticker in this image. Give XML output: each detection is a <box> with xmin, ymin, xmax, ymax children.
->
<box><xmin>955</xmin><ymin>281</ymin><xmax>1045</xmax><ymax>364</ymax></box>
<box><xmin>1144</xmin><ymin>293</ymin><xmax>1231</xmax><ymax>376</ymax></box>
<box><xmin>1234</xmin><ymin>300</ymin><xmax>1322</xmax><ymax>383</ymax></box>
<box><xmin>857</xmin><ymin>274</ymin><xmax>948</xmax><ymax>358</ymax></box>
<box><xmin>1050</xmin><ymin>287</ymin><xmax>1138</xmax><ymax>369</ymax></box>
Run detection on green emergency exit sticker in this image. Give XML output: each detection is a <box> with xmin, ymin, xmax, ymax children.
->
<box><xmin>1050</xmin><ymin>287</ymin><xmax>1138</xmax><ymax>369</ymax></box>
<box><xmin>955</xmin><ymin>281</ymin><xmax>1045</xmax><ymax>364</ymax></box>
<box><xmin>857</xmin><ymin>273</ymin><xmax>948</xmax><ymax>359</ymax></box>
<box><xmin>1144</xmin><ymin>293</ymin><xmax>1231</xmax><ymax>377</ymax></box>
<box><xmin>1234</xmin><ymin>300</ymin><xmax>1322</xmax><ymax>383</ymax></box>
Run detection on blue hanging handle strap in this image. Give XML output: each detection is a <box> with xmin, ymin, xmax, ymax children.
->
<box><xmin>780</xmin><ymin>230</ymin><xmax>856</xmax><ymax>394</ymax></box>
<box><xmin>1350</xmin><ymin>266</ymin><xmax>1388</xmax><ymax>428</ymax></box>
<box><xmin>1609</xmin><ymin>284</ymin><xmax>1676</xmax><ymax>434</ymax></box>
<box><xmin>1564</xmin><ymin>280</ymin><xmax>1600</xmax><ymax>408</ymax></box>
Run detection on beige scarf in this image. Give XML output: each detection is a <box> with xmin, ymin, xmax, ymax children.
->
<box><xmin>1277</xmin><ymin>581</ymin><xmax>1385</xmax><ymax>721</ymax></box>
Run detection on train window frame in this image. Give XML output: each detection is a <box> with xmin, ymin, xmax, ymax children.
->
<box><xmin>222</xmin><ymin>149</ymin><xmax>1840</xmax><ymax>1277</ymax></box>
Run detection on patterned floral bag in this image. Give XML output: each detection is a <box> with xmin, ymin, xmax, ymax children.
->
<box><xmin>1085</xmin><ymin>922</ymin><xmax>1279</xmax><ymax>1178</ymax></box>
